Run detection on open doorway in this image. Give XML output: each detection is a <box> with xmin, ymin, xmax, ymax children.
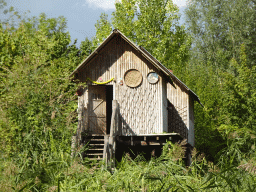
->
<box><xmin>106</xmin><ymin>85</ymin><xmax>113</xmax><ymax>134</ymax></box>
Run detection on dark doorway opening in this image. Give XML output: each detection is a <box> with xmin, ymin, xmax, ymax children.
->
<box><xmin>106</xmin><ymin>85</ymin><xmax>113</xmax><ymax>134</ymax></box>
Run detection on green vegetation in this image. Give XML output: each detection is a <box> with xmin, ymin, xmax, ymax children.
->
<box><xmin>1</xmin><ymin>0</ymin><xmax>256</xmax><ymax>191</ymax></box>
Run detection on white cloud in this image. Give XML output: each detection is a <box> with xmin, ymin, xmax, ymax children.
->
<box><xmin>83</xmin><ymin>0</ymin><xmax>187</xmax><ymax>10</ymax></box>
<box><xmin>83</xmin><ymin>0</ymin><xmax>117</xmax><ymax>10</ymax></box>
<box><xmin>173</xmin><ymin>0</ymin><xmax>187</xmax><ymax>8</ymax></box>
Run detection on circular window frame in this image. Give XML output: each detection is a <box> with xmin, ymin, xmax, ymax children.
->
<box><xmin>147</xmin><ymin>72</ymin><xmax>159</xmax><ymax>84</ymax></box>
<box><xmin>124</xmin><ymin>69</ymin><xmax>143</xmax><ymax>88</ymax></box>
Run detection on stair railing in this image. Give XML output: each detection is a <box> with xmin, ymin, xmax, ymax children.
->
<box><xmin>104</xmin><ymin>100</ymin><xmax>120</xmax><ymax>170</ymax></box>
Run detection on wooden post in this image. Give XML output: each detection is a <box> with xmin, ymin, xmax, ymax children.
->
<box><xmin>71</xmin><ymin>99</ymin><xmax>83</xmax><ymax>157</ymax></box>
<box><xmin>71</xmin><ymin>136</ymin><xmax>77</xmax><ymax>158</ymax></box>
<box><xmin>104</xmin><ymin>100</ymin><xmax>119</xmax><ymax>170</ymax></box>
<box><xmin>103</xmin><ymin>135</ymin><xmax>110</xmax><ymax>167</ymax></box>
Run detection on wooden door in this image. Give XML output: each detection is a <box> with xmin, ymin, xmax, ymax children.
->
<box><xmin>88</xmin><ymin>86</ymin><xmax>107</xmax><ymax>134</ymax></box>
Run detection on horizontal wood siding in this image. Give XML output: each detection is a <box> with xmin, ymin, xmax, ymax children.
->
<box><xmin>167</xmin><ymin>82</ymin><xmax>188</xmax><ymax>140</ymax></box>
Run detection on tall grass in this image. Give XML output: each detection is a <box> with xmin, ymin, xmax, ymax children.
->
<box><xmin>1</xmin><ymin>133</ymin><xmax>256</xmax><ymax>191</ymax></box>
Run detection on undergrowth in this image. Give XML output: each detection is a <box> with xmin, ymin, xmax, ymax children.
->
<box><xmin>1</xmin><ymin>134</ymin><xmax>256</xmax><ymax>192</ymax></box>
<box><xmin>1</xmin><ymin>2</ymin><xmax>256</xmax><ymax>191</ymax></box>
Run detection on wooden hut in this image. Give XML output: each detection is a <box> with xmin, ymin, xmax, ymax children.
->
<box><xmin>70</xmin><ymin>29</ymin><xmax>202</xmax><ymax>166</ymax></box>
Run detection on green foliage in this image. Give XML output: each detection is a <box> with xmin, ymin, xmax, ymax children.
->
<box><xmin>80</xmin><ymin>37</ymin><xmax>93</xmax><ymax>60</ymax></box>
<box><xmin>186</xmin><ymin>0</ymin><xmax>256</xmax><ymax>71</ymax></box>
<box><xmin>112</xmin><ymin>0</ymin><xmax>192</xmax><ymax>74</ymax></box>
<box><xmin>1</xmin><ymin>141</ymin><xmax>256</xmax><ymax>191</ymax></box>
<box><xmin>92</xmin><ymin>13</ymin><xmax>112</xmax><ymax>49</ymax></box>
<box><xmin>1</xmin><ymin>0</ymin><xmax>256</xmax><ymax>190</ymax></box>
<box><xmin>91</xmin><ymin>0</ymin><xmax>191</xmax><ymax>76</ymax></box>
<box><xmin>219</xmin><ymin>44</ymin><xmax>256</xmax><ymax>129</ymax></box>
<box><xmin>185</xmin><ymin>0</ymin><xmax>256</xmax><ymax>162</ymax></box>
<box><xmin>0</xmin><ymin>4</ymin><xmax>81</xmax><ymax>157</ymax></box>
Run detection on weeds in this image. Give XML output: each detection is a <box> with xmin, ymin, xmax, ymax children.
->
<box><xmin>1</xmin><ymin>132</ymin><xmax>256</xmax><ymax>191</ymax></box>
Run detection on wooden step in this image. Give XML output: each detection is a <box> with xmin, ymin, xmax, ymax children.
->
<box><xmin>86</xmin><ymin>153</ymin><xmax>103</xmax><ymax>156</ymax></box>
<box><xmin>91</xmin><ymin>134</ymin><xmax>105</xmax><ymax>136</ymax></box>
<box><xmin>84</xmin><ymin>135</ymin><xmax>106</xmax><ymax>161</ymax></box>
<box><xmin>89</xmin><ymin>143</ymin><xmax>104</xmax><ymax>146</ymax></box>
<box><xmin>90</xmin><ymin>138</ymin><xmax>104</xmax><ymax>141</ymax></box>
<box><xmin>90</xmin><ymin>158</ymin><xmax>103</xmax><ymax>160</ymax></box>
<box><xmin>87</xmin><ymin>148</ymin><xmax>104</xmax><ymax>150</ymax></box>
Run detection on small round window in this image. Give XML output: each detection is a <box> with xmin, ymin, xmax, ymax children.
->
<box><xmin>147</xmin><ymin>72</ymin><xmax>159</xmax><ymax>84</ymax></box>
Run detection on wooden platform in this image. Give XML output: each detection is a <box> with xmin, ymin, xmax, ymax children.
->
<box><xmin>85</xmin><ymin>133</ymin><xmax>183</xmax><ymax>146</ymax></box>
<box><xmin>82</xmin><ymin>133</ymin><xmax>191</xmax><ymax>165</ymax></box>
<box><xmin>117</xmin><ymin>133</ymin><xmax>183</xmax><ymax>146</ymax></box>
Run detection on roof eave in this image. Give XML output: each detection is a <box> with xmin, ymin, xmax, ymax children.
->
<box><xmin>69</xmin><ymin>30</ymin><xmax>117</xmax><ymax>77</ymax></box>
<box><xmin>69</xmin><ymin>29</ymin><xmax>203</xmax><ymax>107</ymax></box>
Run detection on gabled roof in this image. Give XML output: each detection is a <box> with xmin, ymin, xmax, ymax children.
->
<box><xmin>70</xmin><ymin>29</ymin><xmax>203</xmax><ymax>106</ymax></box>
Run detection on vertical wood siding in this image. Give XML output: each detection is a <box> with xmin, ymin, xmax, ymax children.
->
<box><xmin>116</xmin><ymin>37</ymin><xmax>163</xmax><ymax>135</ymax></box>
<box><xmin>78</xmin><ymin>36</ymin><xmax>164</xmax><ymax>135</ymax></box>
<box><xmin>167</xmin><ymin>82</ymin><xmax>189</xmax><ymax>140</ymax></box>
<box><xmin>162</xmin><ymin>78</ymin><xmax>168</xmax><ymax>132</ymax></box>
<box><xmin>188</xmin><ymin>96</ymin><xmax>195</xmax><ymax>146</ymax></box>
<box><xmin>81</xmin><ymin>87</ymin><xmax>89</xmax><ymax>133</ymax></box>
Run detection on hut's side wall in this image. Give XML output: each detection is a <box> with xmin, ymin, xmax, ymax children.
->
<box><xmin>76</xmin><ymin>89</ymin><xmax>88</xmax><ymax>146</ymax></box>
<box><xmin>78</xmin><ymin>35</ymin><xmax>165</xmax><ymax>135</ymax></box>
<box><xmin>162</xmin><ymin>78</ymin><xmax>168</xmax><ymax>132</ymax></box>
<box><xmin>81</xmin><ymin>88</ymin><xmax>89</xmax><ymax>133</ymax></box>
<box><xmin>167</xmin><ymin>82</ymin><xmax>188</xmax><ymax>140</ymax></box>
<box><xmin>188</xmin><ymin>96</ymin><xmax>195</xmax><ymax>147</ymax></box>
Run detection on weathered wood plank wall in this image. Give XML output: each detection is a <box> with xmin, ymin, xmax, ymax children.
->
<box><xmin>116</xmin><ymin>37</ymin><xmax>164</xmax><ymax>135</ymax></box>
<box><xmin>162</xmin><ymin>78</ymin><xmax>168</xmax><ymax>133</ymax></box>
<box><xmin>167</xmin><ymin>81</ymin><xmax>189</xmax><ymax>140</ymax></box>
<box><xmin>78</xmin><ymin>35</ymin><xmax>166</xmax><ymax>135</ymax></box>
<box><xmin>80</xmin><ymin>88</ymin><xmax>88</xmax><ymax>133</ymax></box>
<box><xmin>188</xmin><ymin>96</ymin><xmax>195</xmax><ymax>146</ymax></box>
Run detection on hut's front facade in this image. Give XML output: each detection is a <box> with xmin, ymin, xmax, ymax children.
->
<box><xmin>70</xmin><ymin>30</ymin><xmax>201</xmax><ymax>165</ymax></box>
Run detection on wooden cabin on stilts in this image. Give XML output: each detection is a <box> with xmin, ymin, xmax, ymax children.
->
<box><xmin>70</xmin><ymin>29</ymin><xmax>202</xmax><ymax>168</ymax></box>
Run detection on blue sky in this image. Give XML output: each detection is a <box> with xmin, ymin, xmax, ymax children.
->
<box><xmin>2</xmin><ymin>0</ymin><xmax>187</xmax><ymax>46</ymax></box>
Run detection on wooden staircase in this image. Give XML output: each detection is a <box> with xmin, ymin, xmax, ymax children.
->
<box><xmin>85</xmin><ymin>135</ymin><xmax>105</xmax><ymax>160</ymax></box>
<box><xmin>71</xmin><ymin>100</ymin><xmax>119</xmax><ymax>170</ymax></box>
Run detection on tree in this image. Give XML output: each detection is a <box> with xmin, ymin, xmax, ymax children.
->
<box><xmin>185</xmin><ymin>0</ymin><xmax>256</xmax><ymax>161</ymax></box>
<box><xmin>186</xmin><ymin>0</ymin><xmax>256</xmax><ymax>71</ymax></box>
<box><xmin>185</xmin><ymin>0</ymin><xmax>256</xmax><ymax>127</ymax></box>
<box><xmin>0</xmin><ymin>10</ymin><xmax>79</xmax><ymax>155</ymax></box>
<box><xmin>93</xmin><ymin>0</ymin><xmax>191</xmax><ymax>76</ymax></box>
<box><xmin>220</xmin><ymin>44</ymin><xmax>256</xmax><ymax>130</ymax></box>
<box><xmin>92</xmin><ymin>13</ymin><xmax>112</xmax><ymax>49</ymax></box>
<box><xmin>80</xmin><ymin>37</ymin><xmax>93</xmax><ymax>60</ymax></box>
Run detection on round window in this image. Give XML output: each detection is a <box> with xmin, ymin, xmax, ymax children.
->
<box><xmin>147</xmin><ymin>72</ymin><xmax>159</xmax><ymax>84</ymax></box>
